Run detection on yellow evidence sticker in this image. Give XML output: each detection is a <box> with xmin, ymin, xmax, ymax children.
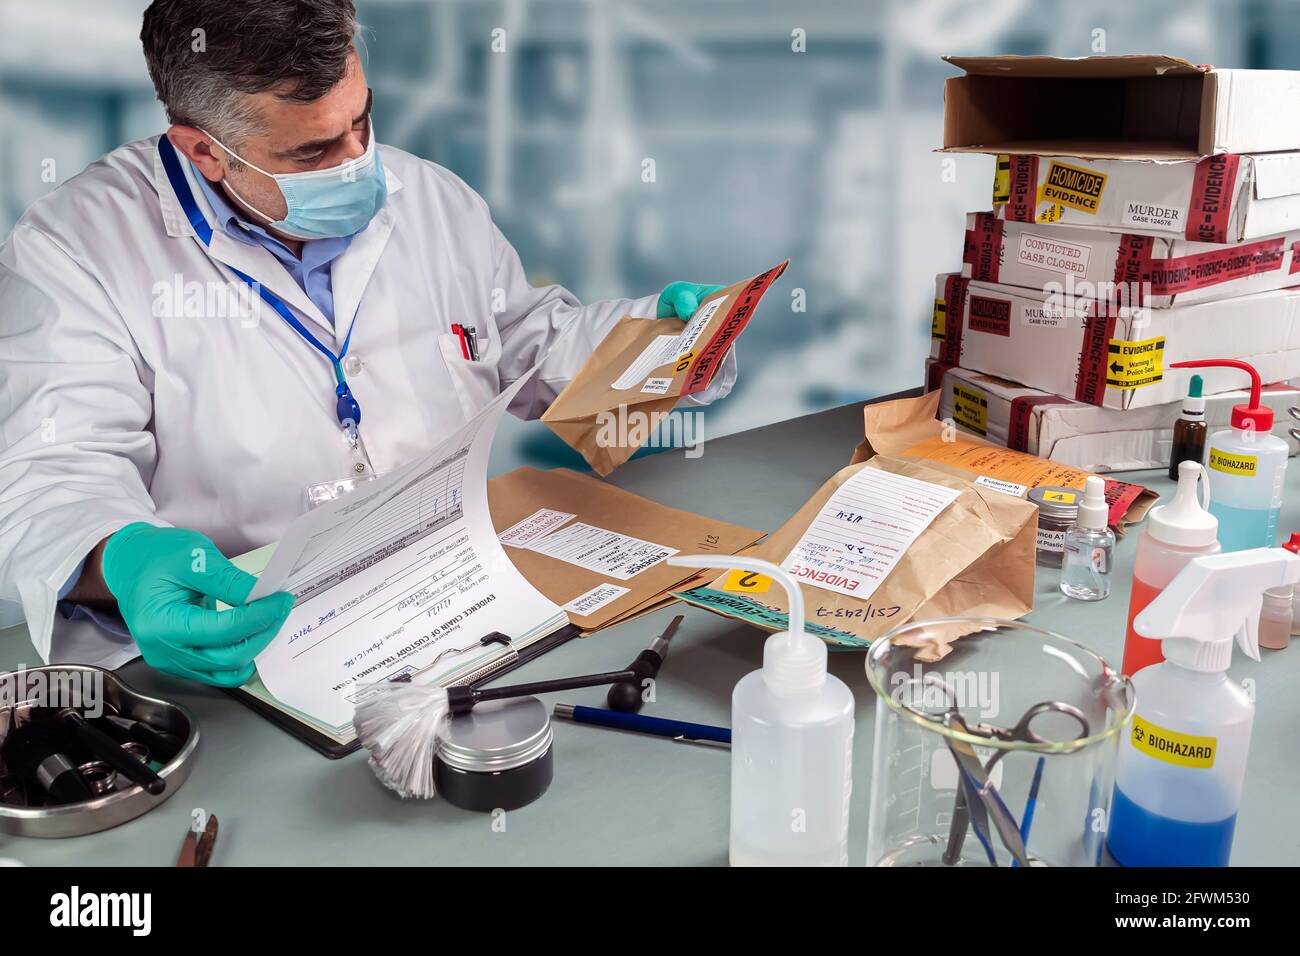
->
<box><xmin>951</xmin><ymin>382</ymin><xmax>989</xmax><ymax>436</ymax></box>
<box><xmin>932</xmin><ymin>298</ymin><xmax>946</xmax><ymax>339</ymax></box>
<box><xmin>992</xmin><ymin>154</ymin><xmax>1011</xmax><ymax>206</ymax></box>
<box><xmin>722</xmin><ymin>569</ymin><xmax>772</xmax><ymax>594</ymax></box>
<box><xmin>1041</xmin><ymin>489</ymin><xmax>1077</xmax><ymax>504</ymax></box>
<box><xmin>1106</xmin><ymin>337</ymin><xmax>1165</xmax><ymax>389</ymax></box>
<box><xmin>1131</xmin><ymin>714</ymin><xmax>1216</xmax><ymax>769</ymax></box>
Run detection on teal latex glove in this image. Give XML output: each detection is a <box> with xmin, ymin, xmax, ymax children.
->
<box><xmin>101</xmin><ymin>523</ymin><xmax>294</xmax><ymax>687</ymax></box>
<box><xmin>657</xmin><ymin>281</ymin><xmax>725</xmax><ymax>319</ymax></box>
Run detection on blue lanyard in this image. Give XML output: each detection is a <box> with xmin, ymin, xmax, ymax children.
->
<box><xmin>157</xmin><ymin>136</ymin><xmax>362</xmax><ymax>437</ymax></box>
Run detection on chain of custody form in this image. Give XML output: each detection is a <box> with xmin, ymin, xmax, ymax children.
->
<box><xmin>250</xmin><ymin>376</ymin><xmax>567</xmax><ymax>732</ymax></box>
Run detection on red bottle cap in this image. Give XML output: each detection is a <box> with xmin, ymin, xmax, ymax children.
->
<box><xmin>1284</xmin><ymin>533</ymin><xmax>1300</xmax><ymax>554</ymax></box>
<box><xmin>1169</xmin><ymin>359</ymin><xmax>1272</xmax><ymax>431</ymax></box>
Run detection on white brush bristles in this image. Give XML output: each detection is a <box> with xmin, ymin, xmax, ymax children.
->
<box><xmin>352</xmin><ymin>682</ymin><xmax>452</xmax><ymax>799</ymax></box>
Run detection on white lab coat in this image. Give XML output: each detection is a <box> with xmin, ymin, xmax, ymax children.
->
<box><xmin>0</xmin><ymin>136</ymin><xmax>736</xmax><ymax>668</ymax></box>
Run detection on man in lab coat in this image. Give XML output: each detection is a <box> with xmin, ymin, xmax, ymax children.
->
<box><xmin>0</xmin><ymin>0</ymin><xmax>733</xmax><ymax>685</ymax></box>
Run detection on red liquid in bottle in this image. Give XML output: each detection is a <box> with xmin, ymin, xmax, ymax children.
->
<box><xmin>1122</xmin><ymin>575</ymin><xmax>1166</xmax><ymax>675</ymax></box>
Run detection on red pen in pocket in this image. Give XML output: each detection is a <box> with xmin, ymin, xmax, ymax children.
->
<box><xmin>450</xmin><ymin>323</ymin><xmax>471</xmax><ymax>360</ymax></box>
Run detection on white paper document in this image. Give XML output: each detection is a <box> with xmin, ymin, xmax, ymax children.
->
<box><xmin>781</xmin><ymin>468</ymin><xmax>960</xmax><ymax>600</ymax></box>
<box><xmin>498</xmin><ymin>508</ymin><xmax>576</xmax><ymax>547</ymax></box>
<box><xmin>523</xmin><ymin>521</ymin><xmax>677</xmax><ymax>580</ymax></box>
<box><xmin>252</xmin><ymin>379</ymin><xmax>566</xmax><ymax>730</ymax></box>
<box><xmin>611</xmin><ymin>334</ymin><xmax>680</xmax><ymax>390</ymax></box>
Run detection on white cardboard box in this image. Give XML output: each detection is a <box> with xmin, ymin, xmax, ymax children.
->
<box><xmin>962</xmin><ymin>212</ymin><xmax>1300</xmax><ymax>307</ymax></box>
<box><xmin>941</xmin><ymin>55</ymin><xmax>1300</xmax><ymax>159</ymax></box>
<box><xmin>928</xmin><ymin>361</ymin><xmax>1300</xmax><ymax>472</ymax></box>
<box><xmin>986</xmin><ymin>152</ymin><xmax>1300</xmax><ymax>243</ymax></box>
<box><xmin>933</xmin><ymin>273</ymin><xmax>1300</xmax><ymax>410</ymax></box>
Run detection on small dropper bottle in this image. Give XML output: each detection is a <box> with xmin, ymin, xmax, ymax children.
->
<box><xmin>1060</xmin><ymin>475</ymin><xmax>1115</xmax><ymax>601</ymax></box>
<box><xmin>1168</xmin><ymin>374</ymin><xmax>1206</xmax><ymax>480</ymax></box>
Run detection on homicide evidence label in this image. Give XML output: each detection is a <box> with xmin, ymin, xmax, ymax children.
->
<box><xmin>1040</xmin><ymin>161</ymin><xmax>1107</xmax><ymax>213</ymax></box>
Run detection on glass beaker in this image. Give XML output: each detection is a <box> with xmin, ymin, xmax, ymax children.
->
<box><xmin>865</xmin><ymin>618</ymin><xmax>1134</xmax><ymax>867</ymax></box>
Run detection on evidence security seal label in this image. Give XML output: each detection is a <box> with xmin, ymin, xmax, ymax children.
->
<box><xmin>1040</xmin><ymin>161</ymin><xmax>1107</xmax><ymax>214</ymax></box>
<box><xmin>1131</xmin><ymin>714</ymin><xmax>1216</xmax><ymax>769</ymax></box>
<box><xmin>951</xmin><ymin>382</ymin><xmax>988</xmax><ymax>435</ymax></box>
<box><xmin>1106</xmin><ymin>336</ymin><xmax>1165</xmax><ymax>389</ymax></box>
<box><xmin>1208</xmin><ymin>448</ymin><xmax>1258</xmax><ymax>477</ymax></box>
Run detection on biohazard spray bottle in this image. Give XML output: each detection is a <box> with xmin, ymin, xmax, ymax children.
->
<box><xmin>1108</xmin><ymin>549</ymin><xmax>1300</xmax><ymax>866</ymax></box>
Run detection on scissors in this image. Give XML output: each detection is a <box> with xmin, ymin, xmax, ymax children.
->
<box><xmin>914</xmin><ymin>677</ymin><xmax>1090</xmax><ymax>867</ymax></box>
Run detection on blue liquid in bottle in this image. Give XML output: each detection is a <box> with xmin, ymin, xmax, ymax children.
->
<box><xmin>1209</xmin><ymin>502</ymin><xmax>1280</xmax><ymax>552</ymax></box>
<box><xmin>1107</xmin><ymin>787</ymin><xmax>1237</xmax><ymax>867</ymax></box>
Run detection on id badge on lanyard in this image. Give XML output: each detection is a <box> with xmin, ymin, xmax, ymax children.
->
<box><xmin>157</xmin><ymin>136</ymin><xmax>366</xmax><ymax>445</ymax></box>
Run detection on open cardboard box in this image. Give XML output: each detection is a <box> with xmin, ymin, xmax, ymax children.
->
<box><xmin>941</xmin><ymin>54</ymin><xmax>1300</xmax><ymax>160</ymax></box>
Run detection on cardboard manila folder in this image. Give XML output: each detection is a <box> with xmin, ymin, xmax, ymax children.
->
<box><xmin>673</xmin><ymin>455</ymin><xmax>1038</xmax><ymax>662</ymax></box>
<box><xmin>542</xmin><ymin>261</ymin><xmax>788</xmax><ymax>476</ymax></box>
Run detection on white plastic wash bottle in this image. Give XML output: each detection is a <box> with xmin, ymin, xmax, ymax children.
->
<box><xmin>668</xmin><ymin>555</ymin><xmax>855</xmax><ymax>866</ymax></box>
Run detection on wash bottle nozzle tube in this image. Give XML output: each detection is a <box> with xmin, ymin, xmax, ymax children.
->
<box><xmin>668</xmin><ymin>555</ymin><xmax>854</xmax><ymax>866</ymax></box>
<box><xmin>1108</xmin><ymin>548</ymin><xmax>1300</xmax><ymax>867</ymax></box>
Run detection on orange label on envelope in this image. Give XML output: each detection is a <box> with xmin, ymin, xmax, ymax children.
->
<box><xmin>903</xmin><ymin>435</ymin><xmax>1090</xmax><ymax>491</ymax></box>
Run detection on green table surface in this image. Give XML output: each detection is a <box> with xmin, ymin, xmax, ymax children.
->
<box><xmin>3</xmin><ymin>397</ymin><xmax>1299</xmax><ymax>866</ymax></box>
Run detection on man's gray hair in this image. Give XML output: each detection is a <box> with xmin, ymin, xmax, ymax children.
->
<box><xmin>141</xmin><ymin>0</ymin><xmax>358</xmax><ymax>146</ymax></box>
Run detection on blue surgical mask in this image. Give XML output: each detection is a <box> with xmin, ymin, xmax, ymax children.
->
<box><xmin>205</xmin><ymin>122</ymin><xmax>388</xmax><ymax>240</ymax></box>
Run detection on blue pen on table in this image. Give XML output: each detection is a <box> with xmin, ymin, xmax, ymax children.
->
<box><xmin>553</xmin><ymin>703</ymin><xmax>730</xmax><ymax>747</ymax></box>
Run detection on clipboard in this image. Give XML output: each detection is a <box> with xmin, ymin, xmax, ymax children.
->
<box><xmin>225</xmin><ymin>622</ymin><xmax>581</xmax><ymax>758</ymax></box>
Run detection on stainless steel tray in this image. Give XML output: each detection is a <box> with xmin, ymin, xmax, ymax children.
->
<box><xmin>0</xmin><ymin>664</ymin><xmax>199</xmax><ymax>837</ymax></box>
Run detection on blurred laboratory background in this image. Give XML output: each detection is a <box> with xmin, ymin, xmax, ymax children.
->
<box><xmin>2</xmin><ymin>0</ymin><xmax>1297</xmax><ymax>463</ymax></box>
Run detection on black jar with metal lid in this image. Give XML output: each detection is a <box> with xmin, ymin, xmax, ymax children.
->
<box><xmin>433</xmin><ymin>696</ymin><xmax>554</xmax><ymax>812</ymax></box>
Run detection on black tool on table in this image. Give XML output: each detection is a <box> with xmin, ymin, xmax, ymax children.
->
<box><xmin>606</xmin><ymin>614</ymin><xmax>682</xmax><ymax>712</ymax></box>
<box><xmin>0</xmin><ymin>721</ymin><xmax>95</xmax><ymax>805</ymax></box>
<box><xmin>38</xmin><ymin>708</ymin><xmax>166</xmax><ymax>796</ymax></box>
<box><xmin>96</xmin><ymin>712</ymin><xmax>184</xmax><ymax>764</ymax></box>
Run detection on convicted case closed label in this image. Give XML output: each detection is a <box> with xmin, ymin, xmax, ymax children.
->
<box><xmin>1208</xmin><ymin>448</ymin><xmax>1258</xmax><ymax>477</ymax></box>
<box><xmin>1131</xmin><ymin>714</ymin><xmax>1216</xmax><ymax>769</ymax></box>
<box><xmin>1041</xmin><ymin>161</ymin><xmax>1107</xmax><ymax>213</ymax></box>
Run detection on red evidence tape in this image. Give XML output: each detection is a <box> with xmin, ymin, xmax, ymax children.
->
<box><xmin>962</xmin><ymin>213</ymin><xmax>1004</xmax><ymax>282</ymax></box>
<box><xmin>681</xmin><ymin>262</ymin><xmax>786</xmax><ymax>395</ymax></box>
<box><xmin>939</xmin><ymin>275</ymin><xmax>968</xmax><ymax>364</ymax></box>
<box><xmin>1186</xmin><ymin>154</ymin><xmax>1242</xmax><ymax>244</ymax></box>
<box><xmin>1075</xmin><ymin>303</ymin><xmax>1117</xmax><ymax>406</ymax></box>
<box><xmin>1006</xmin><ymin>155</ymin><xmax>1039</xmax><ymax>224</ymax></box>
<box><xmin>1008</xmin><ymin>394</ymin><xmax>1071</xmax><ymax>452</ymax></box>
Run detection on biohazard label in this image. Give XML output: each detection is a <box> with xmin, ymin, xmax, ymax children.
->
<box><xmin>1131</xmin><ymin>714</ymin><xmax>1216</xmax><ymax>769</ymax></box>
<box><xmin>992</xmin><ymin>155</ymin><xmax>1011</xmax><ymax>205</ymax></box>
<box><xmin>967</xmin><ymin>295</ymin><xmax>1012</xmax><ymax>336</ymax></box>
<box><xmin>1208</xmin><ymin>447</ymin><xmax>1258</xmax><ymax>477</ymax></box>
<box><xmin>951</xmin><ymin>382</ymin><xmax>989</xmax><ymax>435</ymax></box>
<box><xmin>1041</xmin><ymin>161</ymin><xmax>1107</xmax><ymax>214</ymax></box>
<box><xmin>1106</xmin><ymin>337</ymin><xmax>1165</xmax><ymax>389</ymax></box>
<box><xmin>722</xmin><ymin>569</ymin><xmax>772</xmax><ymax>593</ymax></box>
